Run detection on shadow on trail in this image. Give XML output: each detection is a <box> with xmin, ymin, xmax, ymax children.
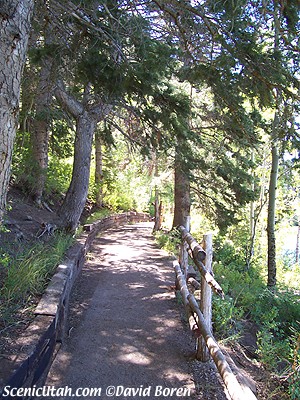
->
<box><xmin>46</xmin><ymin>223</ymin><xmax>228</xmax><ymax>400</ymax></box>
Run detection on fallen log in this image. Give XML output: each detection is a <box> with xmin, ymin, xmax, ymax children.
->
<box><xmin>221</xmin><ymin>346</ymin><xmax>257</xmax><ymax>396</ymax></box>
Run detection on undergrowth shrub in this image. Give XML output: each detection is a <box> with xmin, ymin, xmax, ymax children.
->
<box><xmin>45</xmin><ymin>156</ymin><xmax>73</xmax><ymax>198</ymax></box>
<box><xmin>212</xmin><ymin>295</ymin><xmax>243</xmax><ymax>340</ymax></box>
<box><xmin>0</xmin><ymin>233</ymin><xmax>74</xmax><ymax>325</ymax></box>
<box><xmin>103</xmin><ymin>178</ymin><xmax>136</xmax><ymax>211</ymax></box>
<box><xmin>214</xmin><ymin>238</ymin><xmax>300</xmax><ymax>388</ymax></box>
<box><xmin>288</xmin><ymin>328</ymin><xmax>300</xmax><ymax>399</ymax></box>
<box><xmin>84</xmin><ymin>208</ymin><xmax>112</xmax><ymax>224</ymax></box>
<box><xmin>11</xmin><ymin>143</ymin><xmax>72</xmax><ymax>201</ymax></box>
<box><xmin>153</xmin><ymin>229</ymin><xmax>180</xmax><ymax>255</ymax></box>
<box><xmin>154</xmin><ymin>227</ymin><xmax>300</xmax><ymax>397</ymax></box>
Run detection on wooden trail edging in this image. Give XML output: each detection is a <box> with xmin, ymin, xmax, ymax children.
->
<box><xmin>175</xmin><ymin>227</ymin><xmax>258</xmax><ymax>400</ymax></box>
<box><xmin>0</xmin><ymin>212</ymin><xmax>150</xmax><ymax>400</ymax></box>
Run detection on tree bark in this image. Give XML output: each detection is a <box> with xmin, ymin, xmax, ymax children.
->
<box><xmin>58</xmin><ymin>112</ymin><xmax>96</xmax><ymax>231</ymax></box>
<box><xmin>296</xmin><ymin>219</ymin><xmax>300</xmax><ymax>264</ymax></box>
<box><xmin>0</xmin><ymin>0</ymin><xmax>34</xmax><ymax>222</ymax></box>
<box><xmin>31</xmin><ymin>54</ymin><xmax>54</xmax><ymax>205</ymax></box>
<box><xmin>267</xmin><ymin>140</ymin><xmax>279</xmax><ymax>287</ymax></box>
<box><xmin>55</xmin><ymin>82</ymin><xmax>112</xmax><ymax>231</ymax></box>
<box><xmin>153</xmin><ymin>156</ymin><xmax>163</xmax><ymax>232</ymax></box>
<box><xmin>153</xmin><ymin>189</ymin><xmax>163</xmax><ymax>232</ymax></box>
<box><xmin>172</xmin><ymin>149</ymin><xmax>191</xmax><ymax>228</ymax></box>
<box><xmin>95</xmin><ymin>132</ymin><xmax>104</xmax><ymax>208</ymax></box>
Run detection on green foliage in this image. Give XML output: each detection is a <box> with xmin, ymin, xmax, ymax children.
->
<box><xmin>288</xmin><ymin>327</ymin><xmax>300</xmax><ymax>399</ymax></box>
<box><xmin>11</xmin><ymin>131</ymin><xmax>73</xmax><ymax>199</ymax></box>
<box><xmin>103</xmin><ymin>178</ymin><xmax>136</xmax><ymax>212</ymax></box>
<box><xmin>11</xmin><ymin>132</ymin><xmax>33</xmax><ymax>187</ymax></box>
<box><xmin>49</xmin><ymin>117</ymin><xmax>75</xmax><ymax>158</ymax></box>
<box><xmin>0</xmin><ymin>233</ymin><xmax>74</xmax><ymax>325</ymax></box>
<box><xmin>0</xmin><ymin>251</ymin><xmax>10</xmax><ymax>268</ymax></box>
<box><xmin>256</xmin><ymin>328</ymin><xmax>290</xmax><ymax>371</ymax></box>
<box><xmin>212</xmin><ymin>295</ymin><xmax>243</xmax><ymax>339</ymax></box>
<box><xmin>214</xmin><ymin>237</ymin><xmax>300</xmax><ymax>377</ymax></box>
<box><xmin>44</xmin><ymin>156</ymin><xmax>73</xmax><ymax>198</ymax></box>
<box><xmin>154</xmin><ymin>229</ymin><xmax>181</xmax><ymax>256</ymax></box>
<box><xmin>90</xmin><ymin>137</ymin><xmax>154</xmax><ymax>213</ymax></box>
<box><xmin>84</xmin><ymin>208</ymin><xmax>112</xmax><ymax>224</ymax></box>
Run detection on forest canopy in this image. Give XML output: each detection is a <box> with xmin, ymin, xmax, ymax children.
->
<box><xmin>0</xmin><ymin>1</ymin><xmax>300</xmax><ymax>396</ymax></box>
<box><xmin>0</xmin><ymin>2</ymin><xmax>299</xmax><ymax>271</ymax></box>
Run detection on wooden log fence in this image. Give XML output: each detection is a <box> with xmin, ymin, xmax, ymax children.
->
<box><xmin>175</xmin><ymin>227</ymin><xmax>258</xmax><ymax>400</ymax></box>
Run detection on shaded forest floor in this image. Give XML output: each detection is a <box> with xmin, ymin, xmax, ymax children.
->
<box><xmin>0</xmin><ymin>188</ymin><xmax>289</xmax><ymax>399</ymax></box>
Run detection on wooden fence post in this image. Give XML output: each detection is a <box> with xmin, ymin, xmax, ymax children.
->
<box><xmin>196</xmin><ymin>233</ymin><xmax>213</xmax><ymax>361</ymax></box>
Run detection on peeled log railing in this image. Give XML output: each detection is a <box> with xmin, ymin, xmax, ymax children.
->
<box><xmin>175</xmin><ymin>226</ymin><xmax>257</xmax><ymax>400</ymax></box>
<box><xmin>178</xmin><ymin>226</ymin><xmax>224</xmax><ymax>298</ymax></box>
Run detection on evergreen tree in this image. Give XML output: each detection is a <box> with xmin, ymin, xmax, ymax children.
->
<box><xmin>51</xmin><ymin>0</ymin><xmax>181</xmax><ymax>231</ymax></box>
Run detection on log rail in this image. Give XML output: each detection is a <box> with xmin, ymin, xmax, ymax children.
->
<box><xmin>175</xmin><ymin>226</ymin><xmax>257</xmax><ymax>400</ymax></box>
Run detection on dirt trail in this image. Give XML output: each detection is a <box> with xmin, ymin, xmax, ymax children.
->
<box><xmin>46</xmin><ymin>222</ymin><xmax>228</xmax><ymax>400</ymax></box>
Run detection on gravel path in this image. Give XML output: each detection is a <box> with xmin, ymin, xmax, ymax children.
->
<box><xmin>46</xmin><ymin>222</ymin><xmax>228</xmax><ymax>400</ymax></box>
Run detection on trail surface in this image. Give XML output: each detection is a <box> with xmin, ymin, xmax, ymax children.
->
<box><xmin>46</xmin><ymin>222</ymin><xmax>228</xmax><ymax>400</ymax></box>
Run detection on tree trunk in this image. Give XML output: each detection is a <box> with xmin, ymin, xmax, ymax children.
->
<box><xmin>58</xmin><ymin>113</ymin><xmax>96</xmax><ymax>231</ymax></box>
<box><xmin>0</xmin><ymin>0</ymin><xmax>34</xmax><ymax>222</ymax></box>
<box><xmin>152</xmin><ymin>156</ymin><xmax>163</xmax><ymax>232</ymax></box>
<box><xmin>31</xmin><ymin>54</ymin><xmax>54</xmax><ymax>205</ymax></box>
<box><xmin>172</xmin><ymin>150</ymin><xmax>191</xmax><ymax>228</ymax></box>
<box><xmin>19</xmin><ymin>60</ymin><xmax>36</xmax><ymax>141</ymax></box>
<box><xmin>153</xmin><ymin>188</ymin><xmax>163</xmax><ymax>232</ymax></box>
<box><xmin>246</xmin><ymin>150</ymin><xmax>255</xmax><ymax>269</ymax></box>
<box><xmin>55</xmin><ymin>82</ymin><xmax>112</xmax><ymax>232</ymax></box>
<box><xmin>267</xmin><ymin>141</ymin><xmax>279</xmax><ymax>287</ymax></box>
<box><xmin>296</xmin><ymin>219</ymin><xmax>300</xmax><ymax>264</ymax></box>
<box><xmin>95</xmin><ymin>132</ymin><xmax>104</xmax><ymax>208</ymax></box>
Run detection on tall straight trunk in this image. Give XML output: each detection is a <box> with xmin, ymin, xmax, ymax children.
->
<box><xmin>267</xmin><ymin>139</ymin><xmax>279</xmax><ymax>287</ymax></box>
<box><xmin>58</xmin><ymin>113</ymin><xmax>96</xmax><ymax>231</ymax></box>
<box><xmin>19</xmin><ymin>61</ymin><xmax>36</xmax><ymax>140</ymax></box>
<box><xmin>31</xmin><ymin>55</ymin><xmax>54</xmax><ymax>205</ymax></box>
<box><xmin>30</xmin><ymin>11</ymin><xmax>57</xmax><ymax>205</ymax></box>
<box><xmin>152</xmin><ymin>154</ymin><xmax>163</xmax><ymax>232</ymax></box>
<box><xmin>267</xmin><ymin>2</ymin><xmax>281</xmax><ymax>288</ymax></box>
<box><xmin>172</xmin><ymin>149</ymin><xmax>191</xmax><ymax>228</ymax></box>
<box><xmin>0</xmin><ymin>0</ymin><xmax>34</xmax><ymax>222</ymax></box>
<box><xmin>95</xmin><ymin>133</ymin><xmax>104</xmax><ymax>208</ymax></box>
<box><xmin>296</xmin><ymin>218</ymin><xmax>300</xmax><ymax>264</ymax></box>
<box><xmin>153</xmin><ymin>187</ymin><xmax>163</xmax><ymax>232</ymax></box>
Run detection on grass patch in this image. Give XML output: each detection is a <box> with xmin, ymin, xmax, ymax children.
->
<box><xmin>0</xmin><ymin>233</ymin><xmax>74</xmax><ymax>326</ymax></box>
<box><xmin>153</xmin><ymin>229</ymin><xmax>181</xmax><ymax>255</ymax></box>
<box><xmin>84</xmin><ymin>208</ymin><xmax>113</xmax><ymax>224</ymax></box>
